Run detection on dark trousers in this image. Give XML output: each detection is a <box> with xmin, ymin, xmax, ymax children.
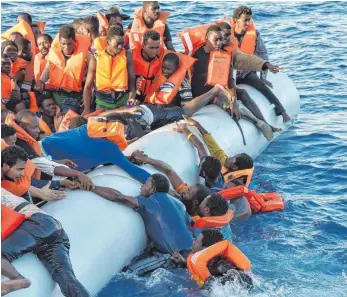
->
<box><xmin>237</xmin><ymin>72</ymin><xmax>285</xmax><ymax>116</ymax></box>
<box><xmin>2</xmin><ymin>213</ymin><xmax>90</xmax><ymax>297</ymax></box>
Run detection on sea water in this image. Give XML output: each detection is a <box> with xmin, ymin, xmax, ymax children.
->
<box><xmin>2</xmin><ymin>1</ymin><xmax>346</xmax><ymax>296</ymax></box>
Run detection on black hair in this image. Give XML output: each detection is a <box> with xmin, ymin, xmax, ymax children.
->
<box><xmin>15</xmin><ymin>109</ymin><xmax>36</xmax><ymax>124</ymax></box>
<box><xmin>234</xmin><ymin>153</ymin><xmax>253</xmax><ymax>170</ymax></box>
<box><xmin>143</xmin><ymin>1</ymin><xmax>158</xmax><ymax>9</ymax></box>
<box><xmin>14</xmin><ymin>37</ymin><xmax>31</xmax><ymax>51</ymax></box>
<box><xmin>107</xmin><ymin>26</ymin><xmax>124</xmax><ymax>41</ymax></box>
<box><xmin>192</xmin><ymin>184</ymin><xmax>211</xmax><ymax>204</ymax></box>
<box><xmin>219</xmin><ymin>22</ymin><xmax>232</xmax><ymax>31</ymax></box>
<box><xmin>201</xmin><ymin>229</ymin><xmax>224</xmax><ymax>247</ymax></box>
<box><xmin>59</xmin><ymin>25</ymin><xmax>76</xmax><ymax>41</ymax></box>
<box><xmin>72</xmin><ymin>18</ymin><xmax>85</xmax><ymax>31</ymax></box>
<box><xmin>5</xmin><ymin>98</ymin><xmax>24</xmax><ymax>113</ymax></box>
<box><xmin>201</xmin><ymin>156</ymin><xmax>222</xmax><ymax>180</ymax></box>
<box><xmin>1</xmin><ymin>124</ymin><xmax>16</xmax><ymax>138</ymax></box>
<box><xmin>105</xmin><ymin>113</ymin><xmax>128</xmax><ymax>125</ymax></box>
<box><xmin>37</xmin><ymin>93</ymin><xmax>54</xmax><ymax>108</ymax></box>
<box><xmin>84</xmin><ymin>16</ymin><xmax>99</xmax><ymax>37</ymax></box>
<box><xmin>18</xmin><ymin>13</ymin><xmax>32</xmax><ymax>24</ymax></box>
<box><xmin>1</xmin><ymin>145</ymin><xmax>28</xmax><ymax>167</ymax></box>
<box><xmin>9</xmin><ymin>32</ymin><xmax>24</xmax><ymax>39</ymax></box>
<box><xmin>206</xmin><ymin>25</ymin><xmax>222</xmax><ymax>39</ymax></box>
<box><xmin>233</xmin><ymin>5</ymin><xmax>253</xmax><ymax>20</ymax></box>
<box><xmin>36</xmin><ymin>33</ymin><xmax>53</xmax><ymax>44</ymax></box>
<box><xmin>163</xmin><ymin>52</ymin><xmax>180</xmax><ymax>68</ymax></box>
<box><xmin>69</xmin><ymin>116</ymin><xmax>87</xmax><ymax>129</ymax></box>
<box><xmin>31</xmin><ymin>23</ymin><xmax>39</xmax><ymax>28</ymax></box>
<box><xmin>143</xmin><ymin>30</ymin><xmax>160</xmax><ymax>45</ymax></box>
<box><xmin>151</xmin><ymin>173</ymin><xmax>170</xmax><ymax>193</ymax></box>
<box><xmin>205</xmin><ymin>193</ymin><xmax>228</xmax><ymax>216</ymax></box>
<box><xmin>1</xmin><ymin>110</ymin><xmax>13</xmax><ymax>123</ymax></box>
<box><xmin>1</xmin><ymin>41</ymin><xmax>18</xmax><ymax>54</ymax></box>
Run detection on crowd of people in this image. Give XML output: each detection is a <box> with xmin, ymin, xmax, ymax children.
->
<box><xmin>1</xmin><ymin>2</ymin><xmax>287</xmax><ymax>296</ymax></box>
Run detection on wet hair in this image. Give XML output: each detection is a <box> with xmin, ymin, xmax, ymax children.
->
<box><xmin>143</xmin><ymin>1</ymin><xmax>158</xmax><ymax>9</ymax></box>
<box><xmin>205</xmin><ymin>193</ymin><xmax>228</xmax><ymax>216</ymax></box>
<box><xmin>15</xmin><ymin>109</ymin><xmax>36</xmax><ymax>124</ymax></box>
<box><xmin>163</xmin><ymin>52</ymin><xmax>180</xmax><ymax>68</ymax></box>
<box><xmin>72</xmin><ymin>18</ymin><xmax>85</xmax><ymax>32</ymax></box>
<box><xmin>105</xmin><ymin>113</ymin><xmax>128</xmax><ymax>125</ymax></box>
<box><xmin>201</xmin><ymin>229</ymin><xmax>224</xmax><ymax>247</ymax></box>
<box><xmin>37</xmin><ymin>93</ymin><xmax>54</xmax><ymax>108</ymax></box>
<box><xmin>151</xmin><ymin>173</ymin><xmax>170</xmax><ymax>193</ymax></box>
<box><xmin>5</xmin><ymin>98</ymin><xmax>24</xmax><ymax>113</ymax></box>
<box><xmin>107</xmin><ymin>26</ymin><xmax>124</xmax><ymax>41</ymax></box>
<box><xmin>1</xmin><ymin>124</ymin><xmax>16</xmax><ymax>138</ymax></box>
<box><xmin>69</xmin><ymin>116</ymin><xmax>87</xmax><ymax>129</ymax></box>
<box><xmin>36</xmin><ymin>33</ymin><xmax>53</xmax><ymax>44</ymax></box>
<box><xmin>9</xmin><ymin>32</ymin><xmax>23</xmax><ymax>40</ymax></box>
<box><xmin>206</xmin><ymin>25</ymin><xmax>222</xmax><ymax>38</ymax></box>
<box><xmin>201</xmin><ymin>156</ymin><xmax>222</xmax><ymax>180</ymax></box>
<box><xmin>143</xmin><ymin>30</ymin><xmax>160</xmax><ymax>45</ymax></box>
<box><xmin>18</xmin><ymin>13</ymin><xmax>32</xmax><ymax>24</ymax></box>
<box><xmin>1</xmin><ymin>145</ymin><xmax>28</xmax><ymax>167</ymax></box>
<box><xmin>14</xmin><ymin>37</ymin><xmax>31</xmax><ymax>51</ymax></box>
<box><xmin>59</xmin><ymin>25</ymin><xmax>76</xmax><ymax>41</ymax></box>
<box><xmin>234</xmin><ymin>153</ymin><xmax>253</xmax><ymax>170</ymax></box>
<box><xmin>84</xmin><ymin>15</ymin><xmax>99</xmax><ymax>37</ymax></box>
<box><xmin>233</xmin><ymin>5</ymin><xmax>253</xmax><ymax>20</ymax></box>
<box><xmin>192</xmin><ymin>184</ymin><xmax>212</xmax><ymax>204</ymax></box>
<box><xmin>219</xmin><ymin>22</ymin><xmax>232</xmax><ymax>31</ymax></box>
<box><xmin>1</xmin><ymin>41</ymin><xmax>18</xmax><ymax>54</ymax></box>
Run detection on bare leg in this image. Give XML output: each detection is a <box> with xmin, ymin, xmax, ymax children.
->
<box><xmin>1</xmin><ymin>258</ymin><xmax>24</xmax><ymax>280</ymax></box>
<box><xmin>182</xmin><ymin>84</ymin><xmax>231</xmax><ymax>116</ymax></box>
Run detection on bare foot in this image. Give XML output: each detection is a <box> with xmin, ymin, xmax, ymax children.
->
<box><xmin>282</xmin><ymin>111</ymin><xmax>291</xmax><ymax>123</ymax></box>
<box><xmin>1</xmin><ymin>278</ymin><xmax>31</xmax><ymax>296</ymax></box>
<box><xmin>270</xmin><ymin>125</ymin><xmax>282</xmax><ymax>133</ymax></box>
<box><xmin>256</xmin><ymin>121</ymin><xmax>273</xmax><ymax>141</ymax></box>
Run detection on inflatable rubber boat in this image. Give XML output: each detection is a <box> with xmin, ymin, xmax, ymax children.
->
<box><xmin>3</xmin><ymin>72</ymin><xmax>300</xmax><ymax>297</ymax></box>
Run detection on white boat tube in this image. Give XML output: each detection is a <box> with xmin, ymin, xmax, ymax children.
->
<box><xmin>3</xmin><ymin>72</ymin><xmax>300</xmax><ymax>297</ymax></box>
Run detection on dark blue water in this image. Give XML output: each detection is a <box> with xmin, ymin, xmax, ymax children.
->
<box><xmin>2</xmin><ymin>1</ymin><xmax>347</xmax><ymax>296</ymax></box>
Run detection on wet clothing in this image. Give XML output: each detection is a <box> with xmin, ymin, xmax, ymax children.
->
<box><xmin>40</xmin><ymin>125</ymin><xmax>150</xmax><ymax>183</ymax></box>
<box><xmin>137</xmin><ymin>193</ymin><xmax>193</xmax><ymax>254</ymax></box>
<box><xmin>200</xmin><ymin>156</ymin><xmax>225</xmax><ymax>191</ymax></box>
<box><xmin>228</xmin><ymin>196</ymin><xmax>252</xmax><ymax>221</ymax></box>
<box><xmin>193</xmin><ymin>223</ymin><xmax>233</xmax><ymax>243</ymax></box>
<box><xmin>144</xmin><ymin>104</ymin><xmax>184</xmax><ymax>129</ymax></box>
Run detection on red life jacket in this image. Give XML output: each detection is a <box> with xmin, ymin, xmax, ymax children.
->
<box><xmin>191</xmin><ymin>210</ymin><xmax>234</xmax><ymax>229</ymax></box>
<box><xmin>1</xmin><ymin>204</ymin><xmax>26</xmax><ymax>241</ymax></box>
<box><xmin>206</xmin><ymin>50</ymin><xmax>232</xmax><ymax>88</ymax></box>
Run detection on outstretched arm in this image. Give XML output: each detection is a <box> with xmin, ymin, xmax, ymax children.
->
<box><xmin>91</xmin><ymin>186</ymin><xmax>139</xmax><ymax>208</ymax></box>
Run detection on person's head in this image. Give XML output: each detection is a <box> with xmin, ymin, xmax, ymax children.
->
<box><xmin>84</xmin><ymin>16</ymin><xmax>99</xmax><ymax>39</ymax></box>
<box><xmin>224</xmin><ymin>153</ymin><xmax>253</xmax><ymax>171</ymax></box>
<box><xmin>1</xmin><ymin>145</ymin><xmax>28</xmax><ymax>182</ymax></box>
<box><xmin>199</xmin><ymin>156</ymin><xmax>222</xmax><ymax>181</ymax></box>
<box><xmin>15</xmin><ymin>109</ymin><xmax>40</xmax><ymax>139</ymax></box>
<box><xmin>14</xmin><ymin>37</ymin><xmax>32</xmax><ymax>62</ymax></box>
<box><xmin>5</xmin><ymin>98</ymin><xmax>26</xmax><ymax>114</ymax></box>
<box><xmin>180</xmin><ymin>183</ymin><xmax>211</xmax><ymax>216</ymax></box>
<box><xmin>1</xmin><ymin>124</ymin><xmax>17</xmax><ymax>146</ymax></box>
<box><xmin>1</xmin><ymin>41</ymin><xmax>18</xmax><ymax>62</ymax></box>
<box><xmin>36</xmin><ymin>33</ymin><xmax>53</xmax><ymax>57</ymax></box>
<box><xmin>37</xmin><ymin>93</ymin><xmax>56</xmax><ymax>117</ymax></box>
<box><xmin>17</xmin><ymin>13</ymin><xmax>32</xmax><ymax>25</ymax></box>
<box><xmin>162</xmin><ymin>53</ymin><xmax>179</xmax><ymax>79</ymax></box>
<box><xmin>72</xmin><ymin>18</ymin><xmax>87</xmax><ymax>35</ymax></box>
<box><xmin>31</xmin><ymin>24</ymin><xmax>41</xmax><ymax>39</ymax></box>
<box><xmin>219</xmin><ymin>22</ymin><xmax>232</xmax><ymax>46</ymax></box>
<box><xmin>106</xmin><ymin>26</ymin><xmax>125</xmax><ymax>56</ymax></box>
<box><xmin>1</xmin><ymin>54</ymin><xmax>12</xmax><ymax>76</ymax></box>
<box><xmin>59</xmin><ymin>25</ymin><xmax>76</xmax><ymax>57</ymax></box>
<box><xmin>232</xmin><ymin>5</ymin><xmax>252</xmax><ymax>33</ymax></box>
<box><xmin>69</xmin><ymin>116</ymin><xmax>87</xmax><ymax>129</ymax></box>
<box><xmin>143</xmin><ymin>1</ymin><xmax>160</xmax><ymax>22</ymax></box>
<box><xmin>198</xmin><ymin>192</ymin><xmax>228</xmax><ymax>217</ymax></box>
<box><xmin>205</xmin><ymin>25</ymin><xmax>223</xmax><ymax>52</ymax></box>
<box><xmin>192</xmin><ymin>228</ymin><xmax>224</xmax><ymax>253</ymax></box>
<box><xmin>8</xmin><ymin>32</ymin><xmax>23</xmax><ymax>42</ymax></box>
<box><xmin>140</xmin><ymin>173</ymin><xmax>170</xmax><ymax>197</ymax></box>
<box><xmin>142</xmin><ymin>30</ymin><xmax>160</xmax><ymax>60</ymax></box>
<box><xmin>106</xmin><ymin>6</ymin><xmax>130</xmax><ymax>26</ymax></box>
<box><xmin>1</xmin><ymin>110</ymin><xmax>13</xmax><ymax>123</ymax></box>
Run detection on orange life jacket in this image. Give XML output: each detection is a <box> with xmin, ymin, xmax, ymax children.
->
<box><xmin>47</xmin><ymin>35</ymin><xmax>90</xmax><ymax>92</ymax></box>
<box><xmin>28</xmin><ymin>91</ymin><xmax>39</xmax><ymax>113</ymax></box>
<box><xmin>132</xmin><ymin>47</ymin><xmax>161</xmax><ymax>95</ymax></box>
<box><xmin>10</xmin><ymin>58</ymin><xmax>28</xmax><ymax>77</ymax></box>
<box><xmin>5</xmin><ymin>113</ymin><xmax>42</xmax><ymax>156</ymax></box>
<box><xmin>219</xmin><ymin>185</ymin><xmax>285</xmax><ymax>213</ymax></box>
<box><xmin>220</xmin><ymin>167</ymin><xmax>254</xmax><ymax>187</ymax></box>
<box><xmin>1</xmin><ymin>73</ymin><xmax>15</xmax><ymax>104</ymax></box>
<box><xmin>187</xmin><ymin>240</ymin><xmax>251</xmax><ymax>286</ymax></box>
<box><xmin>1</xmin><ymin>139</ymin><xmax>41</xmax><ymax>197</ymax></box>
<box><xmin>36</xmin><ymin>21</ymin><xmax>46</xmax><ymax>33</ymax></box>
<box><xmin>1</xmin><ymin>20</ymin><xmax>38</xmax><ymax>54</ymax></box>
<box><xmin>1</xmin><ymin>204</ymin><xmax>26</xmax><ymax>241</ymax></box>
<box><xmin>191</xmin><ymin>210</ymin><xmax>234</xmax><ymax>229</ymax></box>
<box><xmin>96</xmin><ymin>46</ymin><xmax>128</xmax><ymax>92</ymax></box>
<box><xmin>206</xmin><ymin>50</ymin><xmax>232</xmax><ymax>88</ymax></box>
<box><xmin>145</xmin><ymin>51</ymin><xmax>196</xmax><ymax>105</ymax></box>
<box><xmin>231</xmin><ymin>19</ymin><xmax>256</xmax><ymax>55</ymax></box>
<box><xmin>96</xmin><ymin>12</ymin><xmax>109</xmax><ymax>32</ymax></box>
<box><xmin>57</xmin><ymin>109</ymin><xmax>79</xmax><ymax>132</ymax></box>
<box><xmin>87</xmin><ymin>116</ymin><xmax>128</xmax><ymax>151</ymax></box>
